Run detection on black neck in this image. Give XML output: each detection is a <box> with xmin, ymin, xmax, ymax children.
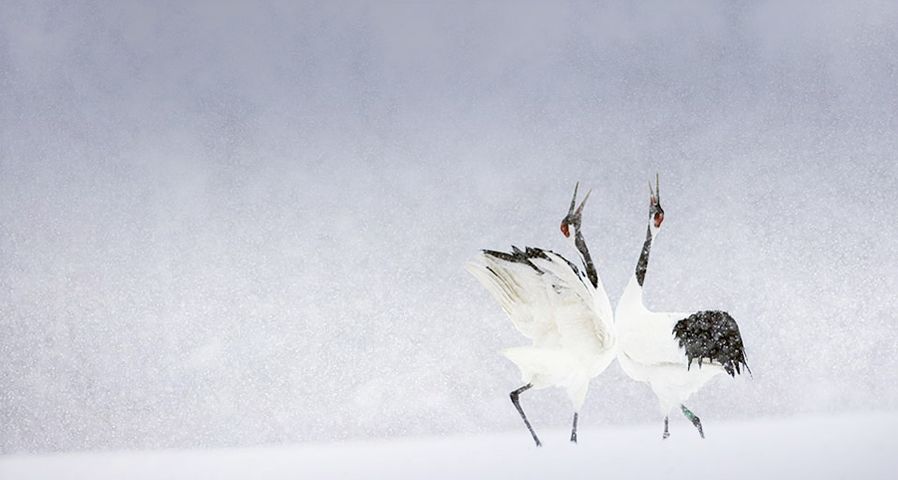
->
<box><xmin>635</xmin><ymin>226</ymin><xmax>653</xmax><ymax>287</ymax></box>
<box><xmin>574</xmin><ymin>228</ymin><xmax>598</xmax><ymax>289</ymax></box>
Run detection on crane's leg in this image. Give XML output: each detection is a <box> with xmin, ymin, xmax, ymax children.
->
<box><xmin>570</xmin><ymin>412</ymin><xmax>578</xmax><ymax>443</ymax></box>
<box><xmin>509</xmin><ymin>384</ymin><xmax>541</xmax><ymax>447</ymax></box>
<box><xmin>662</xmin><ymin>416</ymin><xmax>670</xmax><ymax>439</ymax></box>
<box><xmin>680</xmin><ymin>405</ymin><xmax>704</xmax><ymax>439</ymax></box>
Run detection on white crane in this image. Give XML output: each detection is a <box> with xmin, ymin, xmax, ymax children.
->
<box><xmin>466</xmin><ymin>184</ymin><xmax>615</xmax><ymax>446</ymax></box>
<box><xmin>615</xmin><ymin>175</ymin><xmax>750</xmax><ymax>439</ymax></box>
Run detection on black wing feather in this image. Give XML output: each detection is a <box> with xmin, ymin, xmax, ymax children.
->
<box><xmin>672</xmin><ymin>310</ymin><xmax>750</xmax><ymax>377</ymax></box>
<box><xmin>482</xmin><ymin>246</ymin><xmax>582</xmax><ymax>278</ymax></box>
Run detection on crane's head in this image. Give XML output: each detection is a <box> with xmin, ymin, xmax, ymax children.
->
<box><xmin>560</xmin><ymin>182</ymin><xmax>591</xmax><ymax>238</ymax></box>
<box><xmin>648</xmin><ymin>173</ymin><xmax>664</xmax><ymax>234</ymax></box>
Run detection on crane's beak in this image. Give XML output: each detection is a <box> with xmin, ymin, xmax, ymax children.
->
<box><xmin>575</xmin><ymin>188</ymin><xmax>592</xmax><ymax>216</ymax></box>
<box><xmin>563</xmin><ymin>182</ymin><xmax>590</xmax><ymax>238</ymax></box>
<box><xmin>568</xmin><ymin>182</ymin><xmax>580</xmax><ymax>217</ymax></box>
<box><xmin>568</xmin><ymin>182</ymin><xmax>591</xmax><ymax>216</ymax></box>
<box><xmin>650</xmin><ymin>173</ymin><xmax>664</xmax><ymax>228</ymax></box>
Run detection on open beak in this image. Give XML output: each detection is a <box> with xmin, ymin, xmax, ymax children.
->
<box><xmin>649</xmin><ymin>173</ymin><xmax>660</xmax><ymax>206</ymax></box>
<box><xmin>650</xmin><ymin>173</ymin><xmax>664</xmax><ymax>228</ymax></box>
<box><xmin>568</xmin><ymin>182</ymin><xmax>592</xmax><ymax>217</ymax></box>
<box><xmin>563</xmin><ymin>182</ymin><xmax>591</xmax><ymax>238</ymax></box>
<box><xmin>576</xmin><ymin>188</ymin><xmax>592</xmax><ymax>217</ymax></box>
<box><xmin>568</xmin><ymin>182</ymin><xmax>580</xmax><ymax>217</ymax></box>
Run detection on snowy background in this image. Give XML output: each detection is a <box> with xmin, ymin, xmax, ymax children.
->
<box><xmin>2</xmin><ymin>0</ymin><xmax>898</xmax><ymax>459</ymax></box>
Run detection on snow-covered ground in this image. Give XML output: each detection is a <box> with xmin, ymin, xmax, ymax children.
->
<box><xmin>5</xmin><ymin>1</ymin><xmax>898</xmax><ymax>455</ymax></box>
<box><xmin>3</xmin><ymin>412</ymin><xmax>896</xmax><ymax>480</ymax></box>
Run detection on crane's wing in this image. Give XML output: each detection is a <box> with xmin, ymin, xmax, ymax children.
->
<box><xmin>466</xmin><ymin>246</ymin><xmax>613</xmax><ymax>353</ymax></box>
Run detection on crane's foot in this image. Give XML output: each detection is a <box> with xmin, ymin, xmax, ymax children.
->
<box><xmin>570</xmin><ymin>412</ymin><xmax>578</xmax><ymax>443</ymax></box>
<box><xmin>681</xmin><ymin>405</ymin><xmax>705</xmax><ymax>439</ymax></box>
<box><xmin>662</xmin><ymin>416</ymin><xmax>670</xmax><ymax>440</ymax></box>
<box><xmin>510</xmin><ymin>384</ymin><xmax>542</xmax><ymax>447</ymax></box>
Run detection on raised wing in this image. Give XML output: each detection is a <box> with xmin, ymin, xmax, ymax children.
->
<box><xmin>466</xmin><ymin>246</ymin><xmax>613</xmax><ymax>354</ymax></box>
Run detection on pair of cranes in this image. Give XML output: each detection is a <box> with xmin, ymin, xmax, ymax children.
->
<box><xmin>466</xmin><ymin>177</ymin><xmax>749</xmax><ymax>446</ymax></box>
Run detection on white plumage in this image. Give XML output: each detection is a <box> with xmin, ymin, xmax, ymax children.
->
<box><xmin>466</xmin><ymin>184</ymin><xmax>615</xmax><ymax>446</ymax></box>
<box><xmin>466</xmin><ymin>249</ymin><xmax>615</xmax><ymax>409</ymax></box>
<box><xmin>616</xmin><ymin>176</ymin><xmax>749</xmax><ymax>439</ymax></box>
<box><xmin>616</xmin><ymin>280</ymin><xmax>726</xmax><ymax>417</ymax></box>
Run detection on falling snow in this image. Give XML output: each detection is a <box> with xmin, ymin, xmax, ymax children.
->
<box><xmin>1</xmin><ymin>1</ymin><xmax>897</xmax><ymax>473</ymax></box>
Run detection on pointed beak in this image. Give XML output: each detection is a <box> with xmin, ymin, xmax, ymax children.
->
<box><xmin>649</xmin><ymin>174</ymin><xmax>661</xmax><ymax>206</ymax></box>
<box><xmin>563</xmin><ymin>182</ymin><xmax>588</xmax><ymax>238</ymax></box>
<box><xmin>651</xmin><ymin>173</ymin><xmax>664</xmax><ymax>228</ymax></box>
<box><xmin>568</xmin><ymin>182</ymin><xmax>579</xmax><ymax>217</ymax></box>
<box><xmin>575</xmin><ymin>188</ymin><xmax>592</xmax><ymax>216</ymax></box>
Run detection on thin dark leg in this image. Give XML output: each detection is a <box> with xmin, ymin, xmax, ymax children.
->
<box><xmin>680</xmin><ymin>405</ymin><xmax>705</xmax><ymax>439</ymax></box>
<box><xmin>510</xmin><ymin>384</ymin><xmax>541</xmax><ymax>447</ymax></box>
<box><xmin>570</xmin><ymin>412</ymin><xmax>578</xmax><ymax>443</ymax></box>
<box><xmin>662</xmin><ymin>416</ymin><xmax>670</xmax><ymax>439</ymax></box>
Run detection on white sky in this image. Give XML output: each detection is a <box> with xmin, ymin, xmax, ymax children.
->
<box><xmin>1</xmin><ymin>0</ymin><xmax>897</xmax><ymax>453</ymax></box>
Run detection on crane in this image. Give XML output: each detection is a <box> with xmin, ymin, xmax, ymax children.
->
<box><xmin>466</xmin><ymin>184</ymin><xmax>615</xmax><ymax>446</ymax></box>
<box><xmin>615</xmin><ymin>175</ymin><xmax>750</xmax><ymax>439</ymax></box>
